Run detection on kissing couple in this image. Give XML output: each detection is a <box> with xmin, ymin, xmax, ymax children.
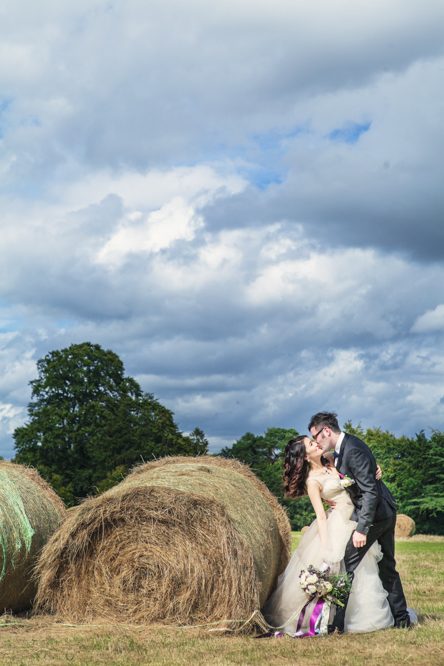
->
<box><xmin>264</xmin><ymin>412</ymin><xmax>415</xmax><ymax>636</ymax></box>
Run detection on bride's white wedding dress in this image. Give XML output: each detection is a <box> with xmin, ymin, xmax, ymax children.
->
<box><xmin>264</xmin><ymin>471</ymin><xmax>394</xmax><ymax>634</ymax></box>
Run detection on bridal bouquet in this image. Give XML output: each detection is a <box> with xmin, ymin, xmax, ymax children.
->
<box><xmin>299</xmin><ymin>565</ymin><xmax>352</xmax><ymax>608</ymax></box>
<box><xmin>293</xmin><ymin>565</ymin><xmax>352</xmax><ymax>637</ymax></box>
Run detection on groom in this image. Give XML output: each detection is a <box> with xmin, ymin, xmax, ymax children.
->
<box><xmin>308</xmin><ymin>411</ymin><xmax>411</xmax><ymax>632</ymax></box>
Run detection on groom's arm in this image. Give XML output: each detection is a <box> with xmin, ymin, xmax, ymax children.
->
<box><xmin>347</xmin><ymin>445</ymin><xmax>379</xmax><ymax>536</ymax></box>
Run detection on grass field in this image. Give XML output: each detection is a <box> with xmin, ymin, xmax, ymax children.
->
<box><xmin>0</xmin><ymin>534</ymin><xmax>443</xmax><ymax>666</ymax></box>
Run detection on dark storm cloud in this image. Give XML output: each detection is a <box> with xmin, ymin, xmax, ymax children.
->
<box><xmin>1</xmin><ymin>1</ymin><xmax>444</xmax><ymax>177</ymax></box>
<box><xmin>204</xmin><ymin>55</ymin><xmax>444</xmax><ymax>261</ymax></box>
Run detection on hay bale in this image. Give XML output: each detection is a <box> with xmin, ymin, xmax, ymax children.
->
<box><xmin>395</xmin><ymin>514</ymin><xmax>416</xmax><ymax>538</ymax></box>
<box><xmin>35</xmin><ymin>456</ymin><xmax>291</xmax><ymax>625</ymax></box>
<box><xmin>0</xmin><ymin>462</ymin><xmax>66</xmax><ymax>612</ymax></box>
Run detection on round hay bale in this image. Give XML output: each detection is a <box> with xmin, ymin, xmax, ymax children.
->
<box><xmin>35</xmin><ymin>456</ymin><xmax>291</xmax><ymax>625</ymax></box>
<box><xmin>395</xmin><ymin>514</ymin><xmax>416</xmax><ymax>538</ymax></box>
<box><xmin>0</xmin><ymin>462</ymin><xmax>66</xmax><ymax>612</ymax></box>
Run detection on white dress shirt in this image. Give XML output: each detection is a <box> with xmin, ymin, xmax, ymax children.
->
<box><xmin>334</xmin><ymin>431</ymin><xmax>345</xmax><ymax>466</ymax></box>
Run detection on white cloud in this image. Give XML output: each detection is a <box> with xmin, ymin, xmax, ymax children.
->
<box><xmin>58</xmin><ymin>164</ymin><xmax>246</xmax><ymax>211</ymax></box>
<box><xmin>96</xmin><ymin>197</ymin><xmax>204</xmax><ymax>267</ymax></box>
<box><xmin>412</xmin><ymin>304</ymin><xmax>444</xmax><ymax>334</ymax></box>
<box><xmin>92</xmin><ymin>165</ymin><xmax>247</xmax><ymax>267</ymax></box>
<box><xmin>0</xmin><ymin>402</ymin><xmax>25</xmax><ymax>456</ymax></box>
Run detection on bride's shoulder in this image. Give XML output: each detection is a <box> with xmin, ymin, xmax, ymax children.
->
<box><xmin>306</xmin><ymin>474</ymin><xmax>323</xmax><ymax>488</ymax></box>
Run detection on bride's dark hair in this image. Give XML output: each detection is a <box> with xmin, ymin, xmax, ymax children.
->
<box><xmin>283</xmin><ymin>435</ymin><xmax>329</xmax><ymax>497</ymax></box>
<box><xmin>283</xmin><ymin>435</ymin><xmax>310</xmax><ymax>498</ymax></box>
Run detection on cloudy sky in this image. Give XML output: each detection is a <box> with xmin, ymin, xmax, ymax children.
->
<box><xmin>1</xmin><ymin>0</ymin><xmax>444</xmax><ymax>458</ymax></box>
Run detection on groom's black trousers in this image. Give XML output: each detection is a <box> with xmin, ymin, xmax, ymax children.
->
<box><xmin>332</xmin><ymin>515</ymin><xmax>409</xmax><ymax>632</ymax></box>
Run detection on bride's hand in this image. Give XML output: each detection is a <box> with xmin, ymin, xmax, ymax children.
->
<box><xmin>375</xmin><ymin>464</ymin><xmax>383</xmax><ymax>480</ymax></box>
<box><xmin>353</xmin><ymin>530</ymin><xmax>367</xmax><ymax>548</ymax></box>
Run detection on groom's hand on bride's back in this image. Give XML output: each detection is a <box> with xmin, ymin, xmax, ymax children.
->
<box><xmin>375</xmin><ymin>464</ymin><xmax>383</xmax><ymax>481</ymax></box>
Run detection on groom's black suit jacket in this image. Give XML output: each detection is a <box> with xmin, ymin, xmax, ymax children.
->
<box><xmin>336</xmin><ymin>433</ymin><xmax>397</xmax><ymax>535</ymax></box>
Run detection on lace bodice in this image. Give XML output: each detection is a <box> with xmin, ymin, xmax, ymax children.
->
<box><xmin>311</xmin><ymin>472</ymin><xmax>355</xmax><ymax>516</ymax></box>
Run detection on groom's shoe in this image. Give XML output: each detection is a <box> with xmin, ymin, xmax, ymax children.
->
<box><xmin>394</xmin><ymin>615</ymin><xmax>411</xmax><ymax>629</ymax></box>
<box><xmin>327</xmin><ymin>625</ymin><xmax>344</xmax><ymax>635</ymax></box>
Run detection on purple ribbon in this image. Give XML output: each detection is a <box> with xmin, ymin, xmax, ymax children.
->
<box><xmin>294</xmin><ymin>598</ymin><xmax>325</xmax><ymax>638</ymax></box>
<box><xmin>295</xmin><ymin>600</ymin><xmax>310</xmax><ymax>634</ymax></box>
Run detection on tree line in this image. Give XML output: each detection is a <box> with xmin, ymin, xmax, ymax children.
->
<box><xmin>12</xmin><ymin>342</ymin><xmax>444</xmax><ymax>534</ymax></box>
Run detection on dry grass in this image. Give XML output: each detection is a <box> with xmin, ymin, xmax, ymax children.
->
<box><xmin>36</xmin><ymin>457</ymin><xmax>290</xmax><ymax>625</ymax></box>
<box><xmin>0</xmin><ymin>534</ymin><xmax>442</xmax><ymax>665</ymax></box>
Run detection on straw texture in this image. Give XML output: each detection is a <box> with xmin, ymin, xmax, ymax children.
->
<box><xmin>0</xmin><ymin>462</ymin><xmax>66</xmax><ymax>612</ymax></box>
<box><xmin>395</xmin><ymin>514</ymin><xmax>416</xmax><ymax>537</ymax></box>
<box><xmin>36</xmin><ymin>456</ymin><xmax>291</xmax><ymax>626</ymax></box>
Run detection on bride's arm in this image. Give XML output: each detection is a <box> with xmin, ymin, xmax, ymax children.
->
<box><xmin>306</xmin><ymin>478</ymin><xmax>329</xmax><ymax>553</ymax></box>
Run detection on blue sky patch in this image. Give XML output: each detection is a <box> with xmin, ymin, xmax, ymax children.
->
<box><xmin>241</xmin><ymin>165</ymin><xmax>284</xmax><ymax>190</ymax></box>
<box><xmin>0</xmin><ymin>98</ymin><xmax>12</xmax><ymax>114</ymax></box>
<box><xmin>328</xmin><ymin>121</ymin><xmax>371</xmax><ymax>144</ymax></box>
<box><xmin>251</xmin><ymin>124</ymin><xmax>309</xmax><ymax>153</ymax></box>
<box><xmin>240</xmin><ymin>124</ymin><xmax>308</xmax><ymax>189</ymax></box>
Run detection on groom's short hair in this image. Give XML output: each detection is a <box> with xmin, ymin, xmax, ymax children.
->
<box><xmin>308</xmin><ymin>412</ymin><xmax>341</xmax><ymax>433</ymax></box>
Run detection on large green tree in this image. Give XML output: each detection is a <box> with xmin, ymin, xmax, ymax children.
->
<box><xmin>14</xmin><ymin>342</ymin><xmax>207</xmax><ymax>504</ymax></box>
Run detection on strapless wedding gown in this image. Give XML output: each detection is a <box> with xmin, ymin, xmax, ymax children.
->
<box><xmin>264</xmin><ymin>472</ymin><xmax>394</xmax><ymax>634</ymax></box>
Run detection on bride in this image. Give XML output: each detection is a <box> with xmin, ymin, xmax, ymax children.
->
<box><xmin>263</xmin><ymin>435</ymin><xmax>394</xmax><ymax>635</ymax></box>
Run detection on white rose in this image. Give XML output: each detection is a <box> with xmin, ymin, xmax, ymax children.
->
<box><xmin>323</xmin><ymin>581</ymin><xmax>333</xmax><ymax>593</ymax></box>
<box><xmin>307</xmin><ymin>584</ymin><xmax>317</xmax><ymax>594</ymax></box>
<box><xmin>306</xmin><ymin>575</ymin><xmax>318</xmax><ymax>584</ymax></box>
